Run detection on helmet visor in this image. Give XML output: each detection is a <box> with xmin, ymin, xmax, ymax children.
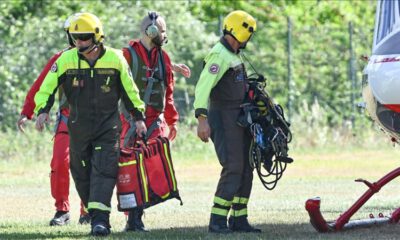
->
<box><xmin>71</xmin><ymin>33</ymin><xmax>94</xmax><ymax>41</ymax></box>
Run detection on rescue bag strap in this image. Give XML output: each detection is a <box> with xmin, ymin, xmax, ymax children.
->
<box><xmin>123</xmin><ymin>120</ymin><xmax>137</xmax><ymax>148</ymax></box>
<box><xmin>120</xmin><ymin>102</ymin><xmax>137</xmax><ymax>148</ymax></box>
<box><xmin>60</xmin><ymin>114</ymin><xmax>68</xmax><ymax>125</ymax></box>
<box><xmin>144</xmin><ymin>115</ymin><xmax>162</xmax><ymax>141</ymax></box>
<box><xmin>123</xmin><ymin>114</ymin><xmax>164</xmax><ymax>147</ymax></box>
<box><xmin>53</xmin><ymin>109</ymin><xmax>69</xmax><ymax>133</ymax></box>
<box><xmin>127</xmin><ymin>45</ymin><xmax>139</xmax><ymax>82</ymax></box>
<box><xmin>157</xmin><ymin>49</ymin><xmax>165</xmax><ymax>82</ymax></box>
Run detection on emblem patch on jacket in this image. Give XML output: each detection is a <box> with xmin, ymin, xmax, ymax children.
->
<box><xmin>209</xmin><ymin>64</ymin><xmax>219</xmax><ymax>74</ymax></box>
<box><xmin>50</xmin><ymin>63</ymin><xmax>58</xmax><ymax>73</ymax></box>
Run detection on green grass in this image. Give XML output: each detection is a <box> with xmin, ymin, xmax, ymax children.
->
<box><xmin>2</xmin><ymin>127</ymin><xmax>400</xmax><ymax>239</ymax></box>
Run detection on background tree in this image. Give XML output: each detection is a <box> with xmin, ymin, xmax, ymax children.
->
<box><xmin>0</xmin><ymin>0</ymin><xmax>376</xmax><ymax>131</ymax></box>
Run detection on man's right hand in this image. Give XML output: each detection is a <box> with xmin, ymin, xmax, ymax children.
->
<box><xmin>17</xmin><ymin>114</ymin><xmax>28</xmax><ymax>133</ymax></box>
<box><xmin>135</xmin><ymin>120</ymin><xmax>147</xmax><ymax>138</ymax></box>
<box><xmin>197</xmin><ymin>116</ymin><xmax>210</xmax><ymax>143</ymax></box>
<box><xmin>173</xmin><ymin>63</ymin><xmax>191</xmax><ymax>78</ymax></box>
<box><xmin>35</xmin><ymin>113</ymin><xmax>49</xmax><ymax>132</ymax></box>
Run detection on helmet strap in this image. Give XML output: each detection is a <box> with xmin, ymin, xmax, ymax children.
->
<box><xmin>223</xmin><ymin>30</ymin><xmax>241</xmax><ymax>43</ymax></box>
<box><xmin>66</xmin><ymin>31</ymin><xmax>75</xmax><ymax>47</ymax></box>
<box><xmin>78</xmin><ymin>43</ymin><xmax>97</xmax><ymax>53</ymax></box>
<box><xmin>78</xmin><ymin>36</ymin><xmax>98</xmax><ymax>53</ymax></box>
<box><xmin>239</xmin><ymin>41</ymin><xmax>248</xmax><ymax>50</ymax></box>
<box><xmin>240</xmin><ymin>33</ymin><xmax>254</xmax><ymax>49</ymax></box>
<box><xmin>86</xmin><ymin>44</ymin><xmax>98</xmax><ymax>54</ymax></box>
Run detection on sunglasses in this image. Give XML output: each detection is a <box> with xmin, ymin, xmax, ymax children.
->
<box><xmin>71</xmin><ymin>33</ymin><xmax>94</xmax><ymax>41</ymax></box>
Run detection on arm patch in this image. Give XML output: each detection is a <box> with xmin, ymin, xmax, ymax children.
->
<box><xmin>209</xmin><ymin>64</ymin><xmax>219</xmax><ymax>74</ymax></box>
<box><xmin>50</xmin><ymin>63</ymin><xmax>58</xmax><ymax>73</ymax></box>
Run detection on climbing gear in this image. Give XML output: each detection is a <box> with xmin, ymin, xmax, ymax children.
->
<box><xmin>127</xmin><ymin>45</ymin><xmax>166</xmax><ymax>111</ymax></box>
<box><xmin>237</xmin><ymin>72</ymin><xmax>293</xmax><ymax>191</ymax></box>
<box><xmin>120</xmin><ymin>44</ymin><xmax>167</xmax><ymax>147</ymax></box>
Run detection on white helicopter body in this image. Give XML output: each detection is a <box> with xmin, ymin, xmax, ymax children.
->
<box><xmin>363</xmin><ymin>0</ymin><xmax>400</xmax><ymax>141</ymax></box>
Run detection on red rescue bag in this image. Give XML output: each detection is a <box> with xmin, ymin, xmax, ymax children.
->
<box><xmin>116</xmin><ymin>137</ymin><xmax>182</xmax><ymax>211</ymax></box>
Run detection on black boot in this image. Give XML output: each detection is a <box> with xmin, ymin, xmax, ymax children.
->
<box><xmin>90</xmin><ymin>210</ymin><xmax>111</xmax><ymax>236</ymax></box>
<box><xmin>78</xmin><ymin>213</ymin><xmax>91</xmax><ymax>225</ymax></box>
<box><xmin>228</xmin><ymin>216</ymin><xmax>261</xmax><ymax>233</ymax></box>
<box><xmin>125</xmin><ymin>206</ymin><xmax>148</xmax><ymax>232</ymax></box>
<box><xmin>91</xmin><ymin>224</ymin><xmax>111</xmax><ymax>236</ymax></box>
<box><xmin>208</xmin><ymin>214</ymin><xmax>232</xmax><ymax>234</ymax></box>
<box><xmin>49</xmin><ymin>211</ymin><xmax>70</xmax><ymax>226</ymax></box>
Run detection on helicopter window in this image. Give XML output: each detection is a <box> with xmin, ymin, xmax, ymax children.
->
<box><xmin>375</xmin><ymin>0</ymin><xmax>399</xmax><ymax>46</ymax></box>
<box><xmin>376</xmin><ymin>103</ymin><xmax>400</xmax><ymax>133</ymax></box>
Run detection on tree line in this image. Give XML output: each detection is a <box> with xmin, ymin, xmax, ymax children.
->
<box><xmin>0</xmin><ymin>0</ymin><xmax>376</xmax><ymax>130</ymax></box>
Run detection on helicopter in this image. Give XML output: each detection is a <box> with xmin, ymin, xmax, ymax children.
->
<box><xmin>306</xmin><ymin>0</ymin><xmax>400</xmax><ymax>232</ymax></box>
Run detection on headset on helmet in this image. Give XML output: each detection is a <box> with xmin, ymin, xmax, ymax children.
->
<box><xmin>69</xmin><ymin>12</ymin><xmax>105</xmax><ymax>44</ymax></box>
<box><xmin>145</xmin><ymin>11</ymin><xmax>159</xmax><ymax>39</ymax></box>
<box><xmin>223</xmin><ymin>10</ymin><xmax>257</xmax><ymax>43</ymax></box>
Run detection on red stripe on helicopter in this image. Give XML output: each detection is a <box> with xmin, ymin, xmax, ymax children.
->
<box><xmin>384</xmin><ymin>104</ymin><xmax>400</xmax><ymax>113</ymax></box>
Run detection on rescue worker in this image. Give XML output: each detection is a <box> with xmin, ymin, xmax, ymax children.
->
<box><xmin>193</xmin><ymin>10</ymin><xmax>261</xmax><ymax>233</ymax></box>
<box><xmin>17</xmin><ymin>13</ymin><xmax>90</xmax><ymax>226</ymax></box>
<box><xmin>120</xmin><ymin>11</ymin><xmax>188</xmax><ymax>232</ymax></box>
<box><xmin>34</xmin><ymin>13</ymin><xmax>146</xmax><ymax>236</ymax></box>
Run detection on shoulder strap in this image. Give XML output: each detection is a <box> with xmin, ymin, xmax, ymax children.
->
<box><xmin>157</xmin><ymin>50</ymin><xmax>165</xmax><ymax>82</ymax></box>
<box><xmin>127</xmin><ymin>45</ymin><xmax>139</xmax><ymax>81</ymax></box>
<box><xmin>144</xmin><ymin>116</ymin><xmax>162</xmax><ymax>141</ymax></box>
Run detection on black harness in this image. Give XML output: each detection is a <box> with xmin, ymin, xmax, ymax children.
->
<box><xmin>121</xmin><ymin>44</ymin><xmax>166</xmax><ymax>147</ymax></box>
<box><xmin>237</xmin><ymin>74</ymin><xmax>293</xmax><ymax>190</ymax></box>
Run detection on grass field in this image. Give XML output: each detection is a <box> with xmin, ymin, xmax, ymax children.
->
<box><xmin>2</xmin><ymin>132</ymin><xmax>400</xmax><ymax>239</ymax></box>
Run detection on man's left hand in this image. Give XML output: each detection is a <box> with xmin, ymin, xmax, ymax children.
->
<box><xmin>35</xmin><ymin>113</ymin><xmax>49</xmax><ymax>132</ymax></box>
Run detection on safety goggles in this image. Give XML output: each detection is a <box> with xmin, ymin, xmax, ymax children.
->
<box><xmin>71</xmin><ymin>33</ymin><xmax>94</xmax><ymax>41</ymax></box>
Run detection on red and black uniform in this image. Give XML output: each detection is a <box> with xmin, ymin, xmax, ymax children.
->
<box><xmin>20</xmin><ymin>48</ymin><xmax>85</xmax><ymax>215</ymax></box>
<box><xmin>121</xmin><ymin>40</ymin><xmax>178</xmax><ymax>142</ymax></box>
<box><xmin>120</xmin><ymin>40</ymin><xmax>178</xmax><ymax>231</ymax></box>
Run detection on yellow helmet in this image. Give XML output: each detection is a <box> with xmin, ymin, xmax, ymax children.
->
<box><xmin>69</xmin><ymin>13</ymin><xmax>104</xmax><ymax>43</ymax></box>
<box><xmin>63</xmin><ymin>13</ymin><xmax>82</xmax><ymax>32</ymax></box>
<box><xmin>223</xmin><ymin>10</ymin><xmax>256</xmax><ymax>43</ymax></box>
